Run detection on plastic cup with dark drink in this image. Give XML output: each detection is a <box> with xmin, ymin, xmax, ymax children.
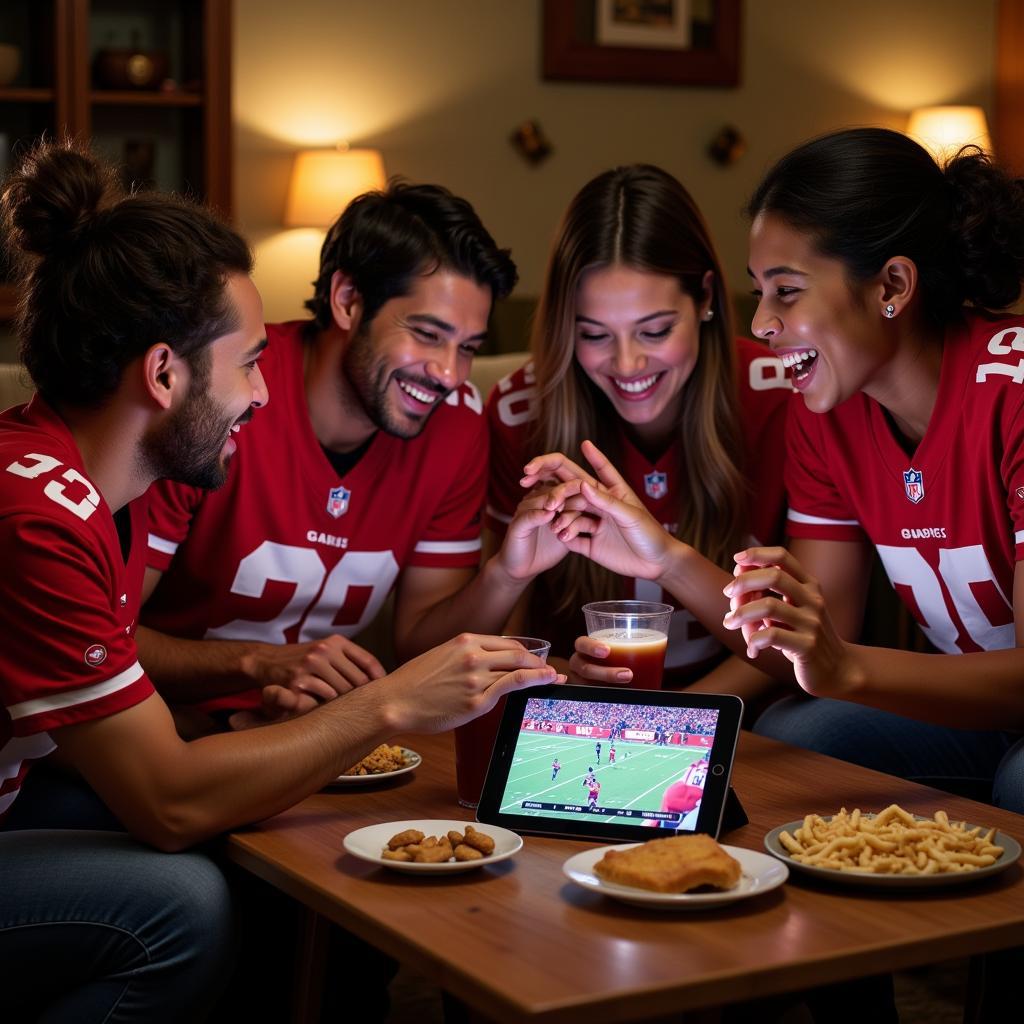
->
<box><xmin>454</xmin><ymin>636</ymin><xmax>551</xmax><ymax>809</ymax></box>
<box><xmin>581</xmin><ymin>600</ymin><xmax>673</xmax><ymax>690</ymax></box>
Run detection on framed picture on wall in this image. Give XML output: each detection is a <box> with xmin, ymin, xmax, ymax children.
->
<box><xmin>543</xmin><ymin>0</ymin><xmax>741</xmax><ymax>87</ymax></box>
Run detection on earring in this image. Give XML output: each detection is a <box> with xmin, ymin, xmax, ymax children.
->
<box><xmin>702</xmin><ymin>309</ymin><xmax>714</xmax><ymax>322</ymax></box>
<box><xmin>884</xmin><ymin>304</ymin><xmax>895</xmax><ymax>319</ymax></box>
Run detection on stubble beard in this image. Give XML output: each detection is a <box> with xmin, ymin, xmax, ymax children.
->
<box><xmin>143</xmin><ymin>354</ymin><xmax>239</xmax><ymax>490</ymax></box>
<box><xmin>341</xmin><ymin>324</ymin><xmax>448</xmax><ymax>440</ymax></box>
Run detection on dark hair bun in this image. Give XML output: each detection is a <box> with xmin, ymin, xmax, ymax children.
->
<box><xmin>944</xmin><ymin>147</ymin><xmax>1024</xmax><ymax>312</ymax></box>
<box><xmin>747</xmin><ymin>128</ymin><xmax>1024</xmax><ymax>326</ymax></box>
<box><xmin>2</xmin><ymin>140</ymin><xmax>120</xmax><ymax>260</ymax></box>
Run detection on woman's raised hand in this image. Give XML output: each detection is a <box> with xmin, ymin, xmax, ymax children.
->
<box><xmin>722</xmin><ymin>546</ymin><xmax>860</xmax><ymax>698</ymax></box>
<box><xmin>524</xmin><ymin>440</ymin><xmax>680</xmax><ymax>582</ymax></box>
<box><xmin>496</xmin><ymin>482</ymin><xmax>589</xmax><ymax>580</ymax></box>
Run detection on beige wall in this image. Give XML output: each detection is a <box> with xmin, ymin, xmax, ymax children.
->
<box><xmin>234</xmin><ymin>0</ymin><xmax>996</xmax><ymax>328</ymax></box>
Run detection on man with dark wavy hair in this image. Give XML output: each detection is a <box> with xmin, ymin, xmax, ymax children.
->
<box><xmin>139</xmin><ymin>183</ymin><xmax>557</xmax><ymax>728</ymax></box>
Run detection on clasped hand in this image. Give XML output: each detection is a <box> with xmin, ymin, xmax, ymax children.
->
<box><xmin>230</xmin><ymin>635</ymin><xmax>387</xmax><ymax>729</ymax></box>
<box><xmin>505</xmin><ymin>439</ymin><xmax>678</xmax><ymax>581</ymax></box>
<box><xmin>506</xmin><ymin>440</ymin><xmax>682</xmax><ymax>685</ymax></box>
<box><xmin>722</xmin><ymin>546</ymin><xmax>858</xmax><ymax>698</ymax></box>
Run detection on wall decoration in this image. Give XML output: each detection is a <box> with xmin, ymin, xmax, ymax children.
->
<box><xmin>510</xmin><ymin>120</ymin><xmax>553</xmax><ymax>165</ymax></box>
<box><xmin>707</xmin><ymin>124</ymin><xmax>745</xmax><ymax>165</ymax></box>
<box><xmin>596</xmin><ymin>1</ymin><xmax>691</xmax><ymax>50</ymax></box>
<box><xmin>543</xmin><ymin>0</ymin><xmax>741</xmax><ymax>88</ymax></box>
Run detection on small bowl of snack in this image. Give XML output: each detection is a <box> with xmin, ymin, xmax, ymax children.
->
<box><xmin>328</xmin><ymin>745</ymin><xmax>421</xmax><ymax>786</ymax></box>
<box><xmin>343</xmin><ymin>819</ymin><xmax>523</xmax><ymax>873</ymax></box>
<box><xmin>563</xmin><ymin>834</ymin><xmax>788</xmax><ymax>910</ymax></box>
<box><xmin>764</xmin><ymin>803</ymin><xmax>1022</xmax><ymax>888</ymax></box>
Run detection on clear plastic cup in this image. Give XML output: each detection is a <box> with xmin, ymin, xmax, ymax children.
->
<box><xmin>453</xmin><ymin>636</ymin><xmax>551</xmax><ymax>808</ymax></box>
<box><xmin>581</xmin><ymin>600</ymin><xmax>673</xmax><ymax>690</ymax></box>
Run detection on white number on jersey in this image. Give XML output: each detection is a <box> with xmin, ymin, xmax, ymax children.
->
<box><xmin>444</xmin><ymin>381</ymin><xmax>483</xmax><ymax>415</ymax></box>
<box><xmin>495</xmin><ymin>361</ymin><xmax>537</xmax><ymax>428</ymax></box>
<box><xmin>6</xmin><ymin>453</ymin><xmax>101</xmax><ymax>522</ymax></box>
<box><xmin>748</xmin><ymin>356</ymin><xmax>791</xmax><ymax>392</ymax></box>
<box><xmin>875</xmin><ymin>543</ymin><xmax>1014</xmax><ymax>653</ymax></box>
<box><xmin>976</xmin><ymin>327</ymin><xmax>1024</xmax><ymax>384</ymax></box>
<box><xmin>205</xmin><ymin>542</ymin><xmax>400</xmax><ymax>643</ymax></box>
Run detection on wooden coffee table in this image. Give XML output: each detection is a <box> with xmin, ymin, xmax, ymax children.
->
<box><xmin>224</xmin><ymin>731</ymin><xmax>1024</xmax><ymax>1023</ymax></box>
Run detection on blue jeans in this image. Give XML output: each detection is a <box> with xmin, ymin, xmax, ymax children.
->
<box><xmin>754</xmin><ymin>697</ymin><xmax>1024</xmax><ymax>812</ymax></box>
<box><xmin>2</xmin><ymin>763</ymin><xmax>394</xmax><ymax>1023</ymax></box>
<box><xmin>0</xmin><ymin>828</ymin><xmax>234</xmax><ymax>1023</ymax></box>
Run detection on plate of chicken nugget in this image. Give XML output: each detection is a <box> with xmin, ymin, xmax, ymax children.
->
<box><xmin>343</xmin><ymin>820</ymin><xmax>523</xmax><ymax>874</ymax></box>
<box><xmin>327</xmin><ymin>746</ymin><xmax>422</xmax><ymax>787</ymax></box>
<box><xmin>563</xmin><ymin>835</ymin><xmax>788</xmax><ymax>909</ymax></box>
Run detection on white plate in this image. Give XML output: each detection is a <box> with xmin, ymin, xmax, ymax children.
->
<box><xmin>562</xmin><ymin>843</ymin><xmax>788</xmax><ymax>909</ymax></box>
<box><xmin>764</xmin><ymin>818</ymin><xmax>1022</xmax><ymax>889</ymax></box>
<box><xmin>327</xmin><ymin>748</ymin><xmax>421</xmax><ymax>787</ymax></box>
<box><xmin>343</xmin><ymin>819</ymin><xmax>524</xmax><ymax>874</ymax></box>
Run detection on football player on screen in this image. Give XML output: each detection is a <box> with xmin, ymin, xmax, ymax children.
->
<box><xmin>647</xmin><ymin>757</ymin><xmax>708</xmax><ymax>828</ymax></box>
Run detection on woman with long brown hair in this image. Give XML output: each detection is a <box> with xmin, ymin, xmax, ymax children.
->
<box><xmin>485</xmin><ymin>164</ymin><xmax>791</xmax><ymax>704</ymax></box>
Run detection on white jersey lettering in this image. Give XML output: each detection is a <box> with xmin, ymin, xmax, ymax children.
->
<box><xmin>6</xmin><ymin>454</ymin><xmax>100</xmax><ymax>521</ymax></box>
<box><xmin>748</xmin><ymin>355</ymin><xmax>790</xmax><ymax>391</ymax></box>
<box><xmin>444</xmin><ymin>380</ymin><xmax>483</xmax><ymax>415</ymax></box>
<box><xmin>875</xmin><ymin>544</ymin><xmax>1013</xmax><ymax>654</ymax></box>
<box><xmin>976</xmin><ymin>326</ymin><xmax>1024</xmax><ymax>384</ymax></box>
<box><xmin>206</xmin><ymin>542</ymin><xmax>398</xmax><ymax>643</ymax></box>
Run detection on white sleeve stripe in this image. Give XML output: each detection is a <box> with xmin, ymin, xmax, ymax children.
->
<box><xmin>413</xmin><ymin>538</ymin><xmax>482</xmax><ymax>554</ymax></box>
<box><xmin>7</xmin><ymin>661</ymin><xmax>146</xmax><ymax>721</ymax></box>
<box><xmin>1016</xmin><ymin>530</ymin><xmax>1024</xmax><ymax>545</ymax></box>
<box><xmin>485</xmin><ymin>504</ymin><xmax>513</xmax><ymax>525</ymax></box>
<box><xmin>147</xmin><ymin>533</ymin><xmax>179</xmax><ymax>555</ymax></box>
<box><xmin>787</xmin><ymin>509</ymin><xmax>861</xmax><ymax>527</ymax></box>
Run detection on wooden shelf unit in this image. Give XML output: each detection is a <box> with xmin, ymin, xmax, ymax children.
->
<box><xmin>0</xmin><ymin>0</ymin><xmax>233</xmax><ymax>321</ymax></box>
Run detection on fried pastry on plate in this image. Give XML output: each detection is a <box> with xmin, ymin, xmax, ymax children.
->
<box><xmin>594</xmin><ymin>834</ymin><xmax>741</xmax><ymax>894</ymax></box>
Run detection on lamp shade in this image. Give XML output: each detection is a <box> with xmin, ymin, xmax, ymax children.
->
<box><xmin>283</xmin><ymin>148</ymin><xmax>386</xmax><ymax>228</ymax></box>
<box><xmin>906</xmin><ymin>106</ymin><xmax>991</xmax><ymax>162</ymax></box>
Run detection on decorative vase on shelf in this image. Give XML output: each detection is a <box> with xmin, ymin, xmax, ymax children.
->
<box><xmin>93</xmin><ymin>32</ymin><xmax>168</xmax><ymax>91</ymax></box>
<box><xmin>0</xmin><ymin>43</ymin><xmax>21</xmax><ymax>87</ymax></box>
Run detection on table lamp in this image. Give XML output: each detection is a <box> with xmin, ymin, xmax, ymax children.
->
<box><xmin>283</xmin><ymin>147</ymin><xmax>386</xmax><ymax>228</ymax></box>
<box><xmin>906</xmin><ymin>106</ymin><xmax>991</xmax><ymax>162</ymax></box>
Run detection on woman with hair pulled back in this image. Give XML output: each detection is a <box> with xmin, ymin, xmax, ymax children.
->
<box><xmin>541</xmin><ymin>128</ymin><xmax>1024</xmax><ymax>810</ymax></box>
<box><xmin>735</xmin><ymin>127</ymin><xmax>1024</xmax><ymax>802</ymax></box>
<box><xmin>486</xmin><ymin>165</ymin><xmax>791</xmax><ymax>708</ymax></box>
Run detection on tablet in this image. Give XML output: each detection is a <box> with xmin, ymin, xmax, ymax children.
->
<box><xmin>476</xmin><ymin>685</ymin><xmax>742</xmax><ymax>842</ymax></box>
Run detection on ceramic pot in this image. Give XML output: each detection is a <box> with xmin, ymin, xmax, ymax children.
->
<box><xmin>93</xmin><ymin>47</ymin><xmax>168</xmax><ymax>90</ymax></box>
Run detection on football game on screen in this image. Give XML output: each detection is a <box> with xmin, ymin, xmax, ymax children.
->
<box><xmin>496</xmin><ymin>696</ymin><xmax>720</xmax><ymax>830</ymax></box>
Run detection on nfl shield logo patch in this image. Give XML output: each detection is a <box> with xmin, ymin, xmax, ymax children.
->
<box><xmin>644</xmin><ymin>471</ymin><xmax>668</xmax><ymax>500</ymax></box>
<box><xmin>326</xmin><ymin>485</ymin><xmax>351</xmax><ymax>518</ymax></box>
<box><xmin>902</xmin><ymin>468</ymin><xmax>924</xmax><ymax>504</ymax></box>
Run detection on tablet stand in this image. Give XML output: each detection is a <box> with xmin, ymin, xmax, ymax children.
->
<box><xmin>719</xmin><ymin>786</ymin><xmax>749</xmax><ymax>836</ymax></box>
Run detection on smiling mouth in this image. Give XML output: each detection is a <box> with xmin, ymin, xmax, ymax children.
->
<box><xmin>397</xmin><ymin>378</ymin><xmax>444</xmax><ymax>406</ymax></box>
<box><xmin>611</xmin><ymin>372</ymin><xmax>664</xmax><ymax>396</ymax></box>
<box><xmin>779</xmin><ymin>349</ymin><xmax>818</xmax><ymax>382</ymax></box>
<box><xmin>229</xmin><ymin>409</ymin><xmax>253</xmax><ymax>435</ymax></box>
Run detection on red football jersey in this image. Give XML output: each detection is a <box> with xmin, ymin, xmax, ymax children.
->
<box><xmin>144</xmin><ymin>321</ymin><xmax>488</xmax><ymax>711</ymax></box>
<box><xmin>0</xmin><ymin>398</ymin><xmax>151</xmax><ymax>821</ymax></box>
<box><xmin>785</xmin><ymin>312</ymin><xmax>1024</xmax><ymax>655</ymax></box>
<box><xmin>486</xmin><ymin>338</ymin><xmax>792</xmax><ymax>676</ymax></box>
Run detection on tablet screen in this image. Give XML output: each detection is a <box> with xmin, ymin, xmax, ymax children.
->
<box><xmin>477</xmin><ymin>685</ymin><xmax>742</xmax><ymax>842</ymax></box>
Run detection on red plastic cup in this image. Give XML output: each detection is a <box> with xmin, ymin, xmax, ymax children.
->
<box><xmin>581</xmin><ymin>600</ymin><xmax>672</xmax><ymax>690</ymax></box>
<box><xmin>453</xmin><ymin>636</ymin><xmax>550</xmax><ymax>808</ymax></box>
